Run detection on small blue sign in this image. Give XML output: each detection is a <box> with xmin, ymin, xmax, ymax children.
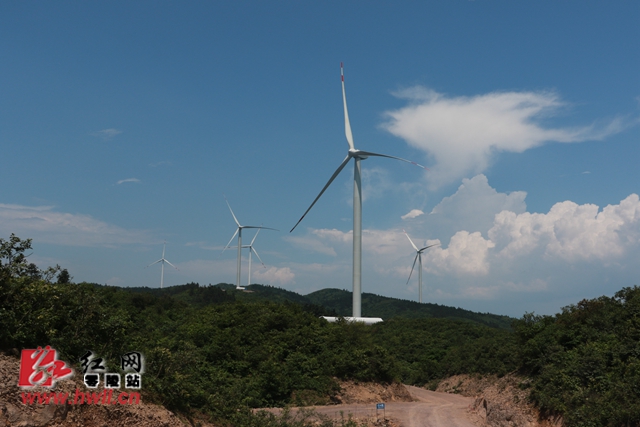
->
<box><xmin>376</xmin><ymin>403</ymin><xmax>385</xmax><ymax>410</ymax></box>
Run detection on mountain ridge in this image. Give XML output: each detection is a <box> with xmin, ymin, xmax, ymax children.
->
<box><xmin>123</xmin><ymin>282</ymin><xmax>513</xmax><ymax>329</ymax></box>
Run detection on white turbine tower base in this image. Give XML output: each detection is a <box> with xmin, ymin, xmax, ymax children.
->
<box><xmin>291</xmin><ymin>63</ymin><xmax>426</xmax><ymax>321</ymax></box>
<box><xmin>403</xmin><ymin>230</ymin><xmax>439</xmax><ymax>303</ymax></box>
<box><xmin>223</xmin><ymin>197</ymin><xmax>277</xmax><ymax>290</ymax></box>
<box><xmin>146</xmin><ymin>241</ymin><xmax>178</xmax><ymax>289</ymax></box>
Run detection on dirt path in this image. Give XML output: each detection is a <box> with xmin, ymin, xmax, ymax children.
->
<box><xmin>270</xmin><ymin>385</ymin><xmax>477</xmax><ymax>427</ymax></box>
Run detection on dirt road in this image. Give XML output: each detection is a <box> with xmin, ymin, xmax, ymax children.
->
<box><xmin>269</xmin><ymin>386</ymin><xmax>477</xmax><ymax>427</ymax></box>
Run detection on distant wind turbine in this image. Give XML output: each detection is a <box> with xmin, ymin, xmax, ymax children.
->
<box><xmin>291</xmin><ymin>63</ymin><xmax>426</xmax><ymax>319</ymax></box>
<box><xmin>146</xmin><ymin>241</ymin><xmax>178</xmax><ymax>289</ymax></box>
<box><xmin>244</xmin><ymin>229</ymin><xmax>267</xmax><ymax>288</ymax></box>
<box><xmin>403</xmin><ymin>230</ymin><xmax>439</xmax><ymax>303</ymax></box>
<box><xmin>225</xmin><ymin>229</ymin><xmax>268</xmax><ymax>288</ymax></box>
<box><xmin>223</xmin><ymin>197</ymin><xmax>277</xmax><ymax>290</ymax></box>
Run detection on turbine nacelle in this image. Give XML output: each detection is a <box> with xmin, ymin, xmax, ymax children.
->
<box><xmin>349</xmin><ymin>149</ymin><xmax>369</xmax><ymax>160</ymax></box>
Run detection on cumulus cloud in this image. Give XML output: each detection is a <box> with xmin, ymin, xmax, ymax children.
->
<box><xmin>285</xmin><ymin>175</ymin><xmax>640</xmax><ymax>315</ymax></box>
<box><xmin>402</xmin><ymin>209</ymin><xmax>424</xmax><ymax>220</ymax></box>
<box><xmin>427</xmin><ymin>231</ymin><xmax>494</xmax><ymax>276</ymax></box>
<box><xmin>490</xmin><ymin>194</ymin><xmax>640</xmax><ymax>262</ymax></box>
<box><xmin>117</xmin><ymin>178</ymin><xmax>140</xmax><ymax>185</ymax></box>
<box><xmin>253</xmin><ymin>266</ymin><xmax>295</xmax><ymax>285</ymax></box>
<box><xmin>382</xmin><ymin>88</ymin><xmax>626</xmax><ymax>188</ymax></box>
<box><xmin>429</xmin><ymin>174</ymin><xmax>526</xmax><ymax>237</ymax></box>
<box><xmin>0</xmin><ymin>203</ymin><xmax>153</xmax><ymax>247</ymax></box>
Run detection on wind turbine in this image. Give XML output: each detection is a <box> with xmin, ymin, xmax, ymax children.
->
<box><xmin>146</xmin><ymin>241</ymin><xmax>178</xmax><ymax>289</ymax></box>
<box><xmin>403</xmin><ymin>230</ymin><xmax>439</xmax><ymax>303</ymax></box>
<box><xmin>244</xmin><ymin>229</ymin><xmax>267</xmax><ymax>287</ymax></box>
<box><xmin>291</xmin><ymin>63</ymin><xmax>426</xmax><ymax>319</ymax></box>
<box><xmin>223</xmin><ymin>197</ymin><xmax>277</xmax><ymax>290</ymax></box>
<box><xmin>225</xmin><ymin>229</ymin><xmax>267</xmax><ymax>288</ymax></box>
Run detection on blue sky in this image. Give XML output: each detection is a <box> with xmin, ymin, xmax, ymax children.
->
<box><xmin>1</xmin><ymin>1</ymin><xmax>638</xmax><ymax>317</ymax></box>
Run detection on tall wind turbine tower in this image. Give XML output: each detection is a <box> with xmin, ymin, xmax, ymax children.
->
<box><xmin>146</xmin><ymin>241</ymin><xmax>178</xmax><ymax>289</ymax></box>
<box><xmin>403</xmin><ymin>230</ymin><xmax>439</xmax><ymax>303</ymax></box>
<box><xmin>291</xmin><ymin>63</ymin><xmax>426</xmax><ymax>319</ymax></box>
<box><xmin>223</xmin><ymin>197</ymin><xmax>277</xmax><ymax>290</ymax></box>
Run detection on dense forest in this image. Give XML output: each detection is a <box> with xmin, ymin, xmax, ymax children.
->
<box><xmin>1</xmin><ymin>235</ymin><xmax>639</xmax><ymax>426</ymax></box>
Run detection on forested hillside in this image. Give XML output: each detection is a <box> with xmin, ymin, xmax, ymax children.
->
<box><xmin>2</xmin><ymin>235</ymin><xmax>640</xmax><ymax>426</ymax></box>
<box><xmin>127</xmin><ymin>282</ymin><xmax>513</xmax><ymax>329</ymax></box>
<box><xmin>513</xmin><ymin>286</ymin><xmax>640</xmax><ymax>426</ymax></box>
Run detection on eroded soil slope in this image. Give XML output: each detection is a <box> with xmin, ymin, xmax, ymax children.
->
<box><xmin>437</xmin><ymin>374</ymin><xmax>563</xmax><ymax>427</ymax></box>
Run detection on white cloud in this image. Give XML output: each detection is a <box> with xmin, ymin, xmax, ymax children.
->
<box><xmin>253</xmin><ymin>266</ymin><xmax>295</xmax><ymax>285</ymax></box>
<box><xmin>490</xmin><ymin>194</ymin><xmax>640</xmax><ymax>262</ymax></box>
<box><xmin>382</xmin><ymin>88</ymin><xmax>626</xmax><ymax>188</ymax></box>
<box><xmin>284</xmin><ymin>175</ymin><xmax>640</xmax><ymax>315</ymax></box>
<box><xmin>401</xmin><ymin>209</ymin><xmax>424</xmax><ymax>220</ymax></box>
<box><xmin>284</xmin><ymin>234</ymin><xmax>339</xmax><ymax>256</ymax></box>
<box><xmin>427</xmin><ymin>231</ymin><xmax>494</xmax><ymax>276</ymax></box>
<box><xmin>430</xmin><ymin>174</ymin><xmax>526</xmax><ymax>236</ymax></box>
<box><xmin>0</xmin><ymin>204</ymin><xmax>153</xmax><ymax>247</ymax></box>
<box><xmin>92</xmin><ymin>128</ymin><xmax>122</xmax><ymax>139</ymax></box>
<box><xmin>117</xmin><ymin>178</ymin><xmax>140</xmax><ymax>185</ymax></box>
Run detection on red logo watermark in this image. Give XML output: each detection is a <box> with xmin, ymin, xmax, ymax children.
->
<box><xmin>18</xmin><ymin>346</ymin><xmax>74</xmax><ymax>388</ymax></box>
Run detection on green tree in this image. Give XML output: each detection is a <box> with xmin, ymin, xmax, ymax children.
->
<box><xmin>0</xmin><ymin>234</ymin><xmax>33</xmax><ymax>280</ymax></box>
<box><xmin>57</xmin><ymin>268</ymin><xmax>72</xmax><ymax>284</ymax></box>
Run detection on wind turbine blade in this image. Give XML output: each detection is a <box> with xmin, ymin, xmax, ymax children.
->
<box><xmin>407</xmin><ymin>254</ymin><xmax>419</xmax><ymax>284</ymax></box>
<box><xmin>403</xmin><ymin>229</ymin><xmax>419</xmax><ymax>251</ymax></box>
<box><xmin>357</xmin><ymin>150</ymin><xmax>427</xmax><ymax>170</ymax></box>
<box><xmin>146</xmin><ymin>259</ymin><xmax>162</xmax><ymax>267</ymax></box>
<box><xmin>250</xmin><ymin>247</ymin><xmax>266</xmax><ymax>267</ymax></box>
<box><xmin>165</xmin><ymin>260</ymin><xmax>179</xmax><ymax>270</ymax></box>
<box><xmin>224</xmin><ymin>196</ymin><xmax>242</xmax><ymax>227</ymax></box>
<box><xmin>290</xmin><ymin>154</ymin><xmax>352</xmax><ymax>232</ymax></box>
<box><xmin>242</xmin><ymin>225</ymin><xmax>279</xmax><ymax>231</ymax></box>
<box><xmin>419</xmin><ymin>243</ymin><xmax>440</xmax><ymax>252</ymax></box>
<box><xmin>222</xmin><ymin>229</ymin><xmax>239</xmax><ymax>253</ymax></box>
<box><xmin>341</xmin><ymin>62</ymin><xmax>355</xmax><ymax>151</ymax></box>
<box><xmin>250</xmin><ymin>228</ymin><xmax>261</xmax><ymax>246</ymax></box>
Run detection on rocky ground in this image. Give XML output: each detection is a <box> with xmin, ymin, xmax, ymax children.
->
<box><xmin>332</xmin><ymin>380</ymin><xmax>414</xmax><ymax>405</ymax></box>
<box><xmin>436</xmin><ymin>374</ymin><xmax>563</xmax><ymax>427</ymax></box>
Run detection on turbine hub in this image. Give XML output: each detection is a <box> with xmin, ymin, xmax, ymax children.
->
<box><xmin>349</xmin><ymin>149</ymin><xmax>368</xmax><ymax>160</ymax></box>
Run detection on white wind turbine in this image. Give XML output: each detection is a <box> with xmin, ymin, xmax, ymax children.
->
<box><xmin>244</xmin><ymin>229</ymin><xmax>267</xmax><ymax>288</ymax></box>
<box><xmin>146</xmin><ymin>241</ymin><xmax>178</xmax><ymax>289</ymax></box>
<box><xmin>223</xmin><ymin>197</ymin><xmax>277</xmax><ymax>290</ymax></box>
<box><xmin>403</xmin><ymin>230</ymin><xmax>439</xmax><ymax>303</ymax></box>
<box><xmin>225</xmin><ymin>229</ymin><xmax>268</xmax><ymax>288</ymax></box>
<box><xmin>291</xmin><ymin>63</ymin><xmax>426</xmax><ymax>319</ymax></box>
